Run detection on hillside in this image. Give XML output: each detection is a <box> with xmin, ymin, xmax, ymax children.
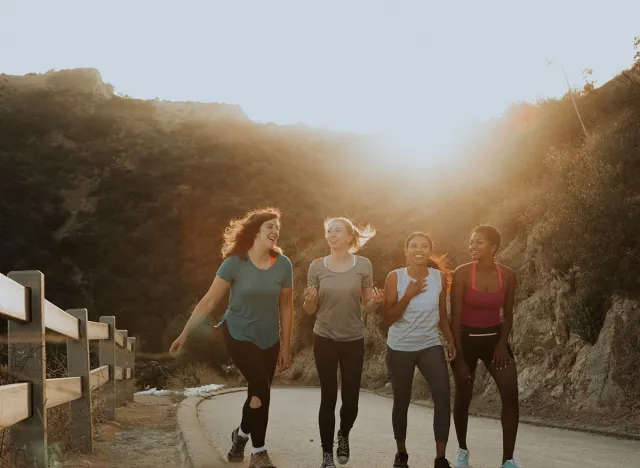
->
<box><xmin>1</xmin><ymin>66</ymin><xmax>639</xmax><ymax>433</ymax></box>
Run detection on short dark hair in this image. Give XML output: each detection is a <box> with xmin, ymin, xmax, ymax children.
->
<box><xmin>472</xmin><ymin>225</ymin><xmax>501</xmax><ymax>251</ymax></box>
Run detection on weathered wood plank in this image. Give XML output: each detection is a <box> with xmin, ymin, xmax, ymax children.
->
<box><xmin>114</xmin><ymin>329</ymin><xmax>124</xmax><ymax>348</ymax></box>
<box><xmin>46</xmin><ymin>377</ymin><xmax>82</xmax><ymax>409</ymax></box>
<box><xmin>0</xmin><ymin>273</ymin><xmax>28</xmax><ymax>322</ymax></box>
<box><xmin>44</xmin><ymin>300</ymin><xmax>79</xmax><ymax>340</ymax></box>
<box><xmin>0</xmin><ymin>383</ymin><xmax>31</xmax><ymax>429</ymax></box>
<box><xmin>89</xmin><ymin>365</ymin><xmax>110</xmax><ymax>391</ymax></box>
<box><xmin>87</xmin><ymin>321</ymin><xmax>109</xmax><ymax>341</ymax></box>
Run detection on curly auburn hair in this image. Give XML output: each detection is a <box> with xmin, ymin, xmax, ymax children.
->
<box><xmin>221</xmin><ymin>207</ymin><xmax>283</xmax><ymax>259</ymax></box>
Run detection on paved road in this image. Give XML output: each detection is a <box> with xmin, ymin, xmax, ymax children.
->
<box><xmin>198</xmin><ymin>387</ymin><xmax>639</xmax><ymax>468</ymax></box>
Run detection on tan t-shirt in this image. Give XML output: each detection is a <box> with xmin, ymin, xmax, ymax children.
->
<box><xmin>307</xmin><ymin>256</ymin><xmax>373</xmax><ymax>341</ymax></box>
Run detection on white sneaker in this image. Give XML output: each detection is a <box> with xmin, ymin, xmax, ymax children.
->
<box><xmin>454</xmin><ymin>448</ymin><xmax>469</xmax><ymax>468</ymax></box>
<box><xmin>501</xmin><ymin>459</ymin><xmax>522</xmax><ymax>468</ymax></box>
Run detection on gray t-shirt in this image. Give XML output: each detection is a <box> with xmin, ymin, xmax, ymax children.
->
<box><xmin>307</xmin><ymin>256</ymin><xmax>373</xmax><ymax>341</ymax></box>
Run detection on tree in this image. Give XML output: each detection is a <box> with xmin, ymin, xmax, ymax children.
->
<box><xmin>582</xmin><ymin>68</ymin><xmax>596</xmax><ymax>94</ymax></box>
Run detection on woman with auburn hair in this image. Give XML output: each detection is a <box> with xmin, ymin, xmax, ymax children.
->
<box><xmin>450</xmin><ymin>225</ymin><xmax>520</xmax><ymax>468</ymax></box>
<box><xmin>303</xmin><ymin>217</ymin><xmax>384</xmax><ymax>468</ymax></box>
<box><xmin>382</xmin><ymin>232</ymin><xmax>456</xmax><ymax>468</ymax></box>
<box><xmin>169</xmin><ymin>207</ymin><xmax>294</xmax><ymax>468</ymax></box>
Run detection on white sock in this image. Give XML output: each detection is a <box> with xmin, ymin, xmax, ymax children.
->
<box><xmin>252</xmin><ymin>446</ymin><xmax>266</xmax><ymax>455</ymax></box>
<box><xmin>238</xmin><ymin>427</ymin><xmax>249</xmax><ymax>439</ymax></box>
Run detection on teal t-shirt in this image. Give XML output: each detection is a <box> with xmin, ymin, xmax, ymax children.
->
<box><xmin>215</xmin><ymin>253</ymin><xmax>293</xmax><ymax>350</ymax></box>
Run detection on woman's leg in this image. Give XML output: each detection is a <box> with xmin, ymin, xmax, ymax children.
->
<box><xmin>314</xmin><ymin>334</ymin><xmax>340</xmax><ymax>454</ymax></box>
<box><xmin>486</xmin><ymin>345</ymin><xmax>519</xmax><ymax>463</ymax></box>
<box><xmin>337</xmin><ymin>338</ymin><xmax>365</xmax><ymax>437</ymax></box>
<box><xmin>385</xmin><ymin>347</ymin><xmax>416</xmax><ymax>455</ymax></box>
<box><xmin>249</xmin><ymin>338</ymin><xmax>280</xmax><ymax>450</ymax></box>
<box><xmin>416</xmin><ymin>345</ymin><xmax>451</xmax><ymax>459</ymax></box>
<box><xmin>452</xmin><ymin>349</ymin><xmax>477</xmax><ymax>452</ymax></box>
<box><xmin>223</xmin><ymin>324</ymin><xmax>277</xmax><ymax>451</ymax></box>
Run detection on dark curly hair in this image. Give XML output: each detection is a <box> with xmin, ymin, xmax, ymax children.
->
<box><xmin>221</xmin><ymin>207</ymin><xmax>283</xmax><ymax>259</ymax></box>
<box><xmin>472</xmin><ymin>225</ymin><xmax>501</xmax><ymax>251</ymax></box>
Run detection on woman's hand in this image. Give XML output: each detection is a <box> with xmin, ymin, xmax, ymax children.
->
<box><xmin>492</xmin><ymin>342</ymin><xmax>511</xmax><ymax>371</ymax></box>
<box><xmin>169</xmin><ymin>334</ymin><xmax>187</xmax><ymax>357</ymax></box>
<box><xmin>372</xmin><ymin>287</ymin><xmax>385</xmax><ymax>304</ymax></box>
<box><xmin>405</xmin><ymin>277</ymin><xmax>427</xmax><ymax>299</ymax></box>
<box><xmin>454</xmin><ymin>356</ymin><xmax>472</xmax><ymax>383</ymax></box>
<box><xmin>303</xmin><ymin>286</ymin><xmax>318</xmax><ymax>302</ymax></box>
<box><xmin>277</xmin><ymin>346</ymin><xmax>291</xmax><ymax>372</ymax></box>
<box><xmin>446</xmin><ymin>341</ymin><xmax>457</xmax><ymax>362</ymax></box>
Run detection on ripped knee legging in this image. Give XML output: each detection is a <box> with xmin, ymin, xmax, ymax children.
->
<box><xmin>223</xmin><ymin>323</ymin><xmax>280</xmax><ymax>448</ymax></box>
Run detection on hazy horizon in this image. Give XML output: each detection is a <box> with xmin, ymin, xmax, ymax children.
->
<box><xmin>2</xmin><ymin>0</ymin><xmax>638</xmax><ymax>158</ymax></box>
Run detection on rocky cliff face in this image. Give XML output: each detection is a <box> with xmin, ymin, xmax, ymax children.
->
<box><xmin>498</xmin><ymin>225</ymin><xmax>640</xmax><ymax>416</ymax></box>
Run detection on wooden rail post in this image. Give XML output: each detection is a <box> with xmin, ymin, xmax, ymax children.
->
<box><xmin>125</xmin><ymin>338</ymin><xmax>134</xmax><ymax>401</ymax></box>
<box><xmin>66</xmin><ymin>308</ymin><xmax>93</xmax><ymax>453</ymax></box>
<box><xmin>7</xmin><ymin>270</ymin><xmax>47</xmax><ymax>468</ymax></box>
<box><xmin>117</xmin><ymin>330</ymin><xmax>128</xmax><ymax>404</ymax></box>
<box><xmin>126</xmin><ymin>337</ymin><xmax>135</xmax><ymax>402</ymax></box>
<box><xmin>98</xmin><ymin>316</ymin><xmax>116</xmax><ymax>420</ymax></box>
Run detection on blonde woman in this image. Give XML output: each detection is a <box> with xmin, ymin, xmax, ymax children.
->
<box><xmin>303</xmin><ymin>217</ymin><xmax>384</xmax><ymax>468</ymax></box>
<box><xmin>169</xmin><ymin>208</ymin><xmax>293</xmax><ymax>468</ymax></box>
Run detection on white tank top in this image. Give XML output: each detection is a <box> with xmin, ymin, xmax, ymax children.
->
<box><xmin>386</xmin><ymin>267</ymin><xmax>442</xmax><ymax>352</ymax></box>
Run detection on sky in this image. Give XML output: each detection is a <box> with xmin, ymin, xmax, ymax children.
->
<box><xmin>1</xmin><ymin>0</ymin><xmax>638</xmax><ymax>158</ymax></box>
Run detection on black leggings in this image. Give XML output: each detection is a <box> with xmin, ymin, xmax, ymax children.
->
<box><xmin>313</xmin><ymin>333</ymin><xmax>365</xmax><ymax>452</ymax></box>
<box><xmin>223</xmin><ymin>323</ymin><xmax>280</xmax><ymax>448</ymax></box>
<box><xmin>386</xmin><ymin>345</ymin><xmax>451</xmax><ymax>442</ymax></box>
<box><xmin>453</xmin><ymin>325</ymin><xmax>519</xmax><ymax>462</ymax></box>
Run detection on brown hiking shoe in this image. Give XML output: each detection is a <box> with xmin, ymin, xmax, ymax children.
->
<box><xmin>249</xmin><ymin>451</ymin><xmax>276</xmax><ymax>468</ymax></box>
<box><xmin>227</xmin><ymin>427</ymin><xmax>249</xmax><ymax>462</ymax></box>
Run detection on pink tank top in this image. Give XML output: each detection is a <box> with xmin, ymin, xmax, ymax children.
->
<box><xmin>460</xmin><ymin>263</ymin><xmax>505</xmax><ymax>328</ymax></box>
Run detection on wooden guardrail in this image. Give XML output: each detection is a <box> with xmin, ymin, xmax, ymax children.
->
<box><xmin>0</xmin><ymin>270</ymin><xmax>137</xmax><ymax>467</ymax></box>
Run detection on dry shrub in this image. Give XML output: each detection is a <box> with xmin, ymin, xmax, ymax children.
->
<box><xmin>166</xmin><ymin>362</ymin><xmax>224</xmax><ymax>391</ymax></box>
<box><xmin>278</xmin><ymin>348</ymin><xmax>317</xmax><ymax>386</ymax></box>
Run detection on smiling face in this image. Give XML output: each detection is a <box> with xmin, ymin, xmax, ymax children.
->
<box><xmin>405</xmin><ymin>235</ymin><xmax>433</xmax><ymax>266</ymax></box>
<box><xmin>255</xmin><ymin>218</ymin><xmax>281</xmax><ymax>250</ymax></box>
<box><xmin>468</xmin><ymin>231</ymin><xmax>497</xmax><ymax>261</ymax></box>
<box><xmin>325</xmin><ymin>219</ymin><xmax>352</xmax><ymax>251</ymax></box>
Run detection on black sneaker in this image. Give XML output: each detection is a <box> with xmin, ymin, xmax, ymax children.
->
<box><xmin>321</xmin><ymin>451</ymin><xmax>336</xmax><ymax>468</ymax></box>
<box><xmin>434</xmin><ymin>457</ymin><xmax>452</xmax><ymax>468</ymax></box>
<box><xmin>227</xmin><ymin>427</ymin><xmax>249</xmax><ymax>462</ymax></box>
<box><xmin>336</xmin><ymin>430</ymin><xmax>350</xmax><ymax>464</ymax></box>
<box><xmin>393</xmin><ymin>451</ymin><xmax>409</xmax><ymax>468</ymax></box>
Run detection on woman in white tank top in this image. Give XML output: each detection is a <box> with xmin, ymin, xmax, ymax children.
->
<box><xmin>382</xmin><ymin>232</ymin><xmax>456</xmax><ymax>468</ymax></box>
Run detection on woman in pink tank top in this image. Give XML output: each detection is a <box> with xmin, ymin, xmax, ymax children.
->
<box><xmin>449</xmin><ymin>226</ymin><xmax>522</xmax><ymax>468</ymax></box>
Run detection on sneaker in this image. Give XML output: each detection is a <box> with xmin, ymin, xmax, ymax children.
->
<box><xmin>321</xmin><ymin>451</ymin><xmax>336</xmax><ymax>468</ymax></box>
<box><xmin>434</xmin><ymin>457</ymin><xmax>452</xmax><ymax>468</ymax></box>
<box><xmin>501</xmin><ymin>459</ymin><xmax>522</xmax><ymax>468</ymax></box>
<box><xmin>454</xmin><ymin>448</ymin><xmax>469</xmax><ymax>468</ymax></box>
<box><xmin>249</xmin><ymin>451</ymin><xmax>276</xmax><ymax>468</ymax></box>
<box><xmin>336</xmin><ymin>430</ymin><xmax>350</xmax><ymax>464</ymax></box>
<box><xmin>227</xmin><ymin>427</ymin><xmax>249</xmax><ymax>462</ymax></box>
<box><xmin>393</xmin><ymin>451</ymin><xmax>409</xmax><ymax>468</ymax></box>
